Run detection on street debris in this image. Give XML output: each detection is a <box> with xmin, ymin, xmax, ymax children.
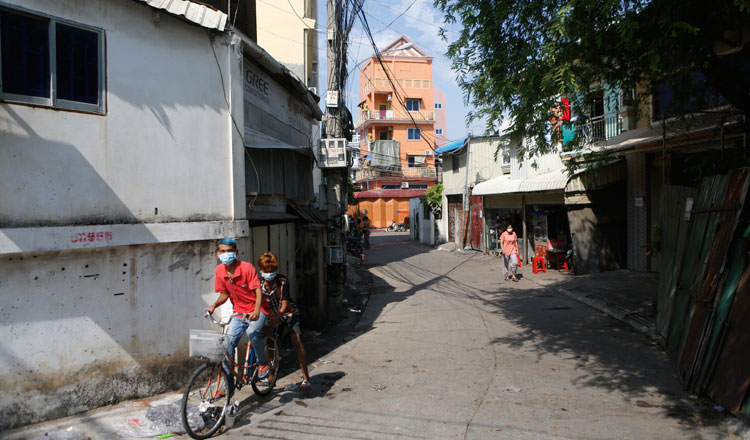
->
<box><xmin>111</xmin><ymin>417</ymin><xmax>163</xmax><ymax>438</ymax></box>
<box><xmin>224</xmin><ymin>401</ymin><xmax>240</xmax><ymax>429</ymax></box>
<box><xmin>285</xmin><ymin>383</ymin><xmax>300</xmax><ymax>391</ymax></box>
<box><xmin>295</xmin><ymin>400</ymin><xmax>308</xmax><ymax>407</ymax></box>
<box><xmin>147</xmin><ymin>401</ymin><xmax>202</xmax><ymax>435</ymax></box>
<box><xmin>44</xmin><ymin>427</ymin><xmax>87</xmax><ymax>440</ymax></box>
<box><xmin>372</xmin><ymin>384</ymin><xmax>387</xmax><ymax>391</ymax></box>
<box><xmin>505</xmin><ymin>385</ymin><xmax>521</xmax><ymax>392</ymax></box>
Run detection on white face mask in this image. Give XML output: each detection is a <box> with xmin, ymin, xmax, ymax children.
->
<box><xmin>507</xmin><ymin>228</ymin><xmax>513</xmax><ymax>233</ymax></box>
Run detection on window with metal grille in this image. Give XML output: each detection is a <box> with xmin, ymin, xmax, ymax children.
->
<box><xmin>405</xmin><ymin>99</ymin><xmax>420</xmax><ymax>112</ymax></box>
<box><xmin>407</xmin><ymin>128</ymin><xmax>421</xmax><ymax>140</ymax></box>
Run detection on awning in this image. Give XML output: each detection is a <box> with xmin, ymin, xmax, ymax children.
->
<box><xmin>288</xmin><ymin>203</ymin><xmax>325</xmax><ymax>224</ymax></box>
<box><xmin>472</xmin><ymin>170</ymin><xmax>569</xmax><ymax>196</ymax></box>
<box><xmin>137</xmin><ymin>0</ymin><xmax>227</xmax><ymax>30</ymax></box>
<box><xmin>435</xmin><ymin>138</ymin><xmax>467</xmax><ymax>154</ymax></box>
<box><xmin>244</xmin><ymin>127</ymin><xmax>314</xmax><ymax>157</ymax></box>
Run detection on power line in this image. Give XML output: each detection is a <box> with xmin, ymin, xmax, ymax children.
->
<box><xmin>366</xmin><ymin>0</ymin><xmax>443</xmax><ymax>30</ymax></box>
<box><xmin>375</xmin><ymin>0</ymin><xmax>417</xmax><ymax>34</ymax></box>
<box><xmin>356</xmin><ymin>9</ymin><xmax>436</xmax><ymax>151</ymax></box>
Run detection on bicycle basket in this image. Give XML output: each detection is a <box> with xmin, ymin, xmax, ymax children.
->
<box><xmin>189</xmin><ymin>329</ymin><xmax>229</xmax><ymax>362</ymax></box>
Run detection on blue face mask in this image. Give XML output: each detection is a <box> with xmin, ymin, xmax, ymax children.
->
<box><xmin>219</xmin><ymin>252</ymin><xmax>236</xmax><ymax>265</ymax></box>
<box><xmin>261</xmin><ymin>271</ymin><xmax>277</xmax><ymax>281</ymax></box>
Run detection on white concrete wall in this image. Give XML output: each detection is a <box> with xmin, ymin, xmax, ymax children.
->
<box><xmin>0</xmin><ymin>0</ymin><xmax>249</xmax><ymax>429</ymax></box>
<box><xmin>409</xmin><ymin>198</ymin><xmax>434</xmax><ymax>245</ymax></box>
<box><xmin>0</xmin><ymin>0</ymin><xmax>236</xmax><ymax>229</ymax></box>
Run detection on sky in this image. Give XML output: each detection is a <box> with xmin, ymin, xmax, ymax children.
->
<box><xmin>317</xmin><ymin>0</ymin><xmax>480</xmax><ymax>144</ymax></box>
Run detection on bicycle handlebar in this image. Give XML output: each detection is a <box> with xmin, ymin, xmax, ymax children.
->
<box><xmin>204</xmin><ymin>311</ymin><xmax>233</xmax><ymax>328</ymax></box>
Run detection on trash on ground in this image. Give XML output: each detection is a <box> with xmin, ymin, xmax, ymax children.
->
<box><xmin>157</xmin><ymin>434</ymin><xmax>175</xmax><ymax>439</ymax></box>
<box><xmin>285</xmin><ymin>383</ymin><xmax>300</xmax><ymax>391</ymax></box>
<box><xmin>372</xmin><ymin>384</ymin><xmax>387</xmax><ymax>391</ymax></box>
<box><xmin>147</xmin><ymin>401</ymin><xmax>203</xmax><ymax>435</ymax></box>
<box><xmin>505</xmin><ymin>385</ymin><xmax>521</xmax><ymax>392</ymax></box>
<box><xmin>44</xmin><ymin>427</ymin><xmax>87</xmax><ymax>440</ymax></box>
<box><xmin>111</xmin><ymin>417</ymin><xmax>164</xmax><ymax>438</ymax></box>
<box><xmin>224</xmin><ymin>401</ymin><xmax>240</xmax><ymax>429</ymax></box>
<box><xmin>295</xmin><ymin>400</ymin><xmax>308</xmax><ymax>407</ymax></box>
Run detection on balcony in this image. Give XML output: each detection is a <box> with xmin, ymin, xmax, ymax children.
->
<box><xmin>574</xmin><ymin>113</ymin><xmax>622</xmax><ymax>145</ymax></box>
<box><xmin>355</xmin><ymin>167</ymin><xmax>436</xmax><ymax>181</ymax></box>
<box><xmin>362</xmin><ymin>77</ymin><xmax>432</xmax><ymax>94</ymax></box>
<box><xmin>356</xmin><ymin>109</ymin><xmax>435</xmax><ymax>128</ymax></box>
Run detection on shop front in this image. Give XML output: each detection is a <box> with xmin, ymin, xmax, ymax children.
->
<box><xmin>473</xmin><ymin>171</ymin><xmax>571</xmax><ymax>266</ymax></box>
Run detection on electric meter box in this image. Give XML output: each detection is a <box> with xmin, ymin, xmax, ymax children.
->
<box><xmin>319</xmin><ymin>138</ymin><xmax>348</xmax><ymax>168</ymax></box>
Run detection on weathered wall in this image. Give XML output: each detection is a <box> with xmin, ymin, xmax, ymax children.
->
<box><xmin>0</xmin><ymin>239</ymin><xmax>248</xmax><ymax>430</ymax></box>
<box><xmin>0</xmin><ymin>0</ymin><xmax>234</xmax><ymax>228</ymax></box>
<box><xmin>0</xmin><ymin>0</ymin><xmax>249</xmax><ymax>429</ymax></box>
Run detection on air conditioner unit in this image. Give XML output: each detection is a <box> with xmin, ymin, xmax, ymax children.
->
<box><xmin>424</xmin><ymin>150</ymin><xmax>433</xmax><ymax>155</ymax></box>
<box><xmin>387</xmin><ymin>93</ymin><xmax>392</xmax><ymax>102</ymax></box>
<box><xmin>401</xmin><ymin>182</ymin><xmax>409</xmax><ymax>189</ymax></box>
<box><xmin>318</xmin><ymin>138</ymin><xmax>348</xmax><ymax>168</ymax></box>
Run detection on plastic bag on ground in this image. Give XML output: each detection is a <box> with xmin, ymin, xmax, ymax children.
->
<box><xmin>146</xmin><ymin>401</ymin><xmax>204</xmax><ymax>435</ymax></box>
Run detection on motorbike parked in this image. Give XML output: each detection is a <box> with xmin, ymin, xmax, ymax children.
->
<box><xmin>346</xmin><ymin>232</ymin><xmax>365</xmax><ymax>261</ymax></box>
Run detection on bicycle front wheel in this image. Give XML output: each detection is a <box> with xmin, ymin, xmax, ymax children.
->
<box><xmin>251</xmin><ymin>336</ymin><xmax>280</xmax><ymax>396</ymax></box>
<box><xmin>181</xmin><ymin>363</ymin><xmax>230</xmax><ymax>439</ymax></box>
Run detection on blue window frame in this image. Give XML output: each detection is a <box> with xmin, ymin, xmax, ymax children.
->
<box><xmin>405</xmin><ymin>99</ymin><xmax>420</xmax><ymax>112</ymax></box>
<box><xmin>434</xmin><ymin>103</ymin><xmax>442</xmax><ymax>109</ymax></box>
<box><xmin>0</xmin><ymin>5</ymin><xmax>105</xmax><ymax>113</ymax></box>
<box><xmin>435</xmin><ymin>128</ymin><xmax>443</xmax><ymax>135</ymax></box>
<box><xmin>407</xmin><ymin>128</ymin><xmax>421</xmax><ymax>140</ymax></box>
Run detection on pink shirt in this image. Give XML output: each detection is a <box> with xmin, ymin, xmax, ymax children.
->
<box><xmin>500</xmin><ymin>231</ymin><xmax>519</xmax><ymax>256</ymax></box>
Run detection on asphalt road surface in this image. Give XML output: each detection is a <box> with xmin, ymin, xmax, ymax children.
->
<box><xmin>226</xmin><ymin>232</ymin><xmax>734</xmax><ymax>440</ymax></box>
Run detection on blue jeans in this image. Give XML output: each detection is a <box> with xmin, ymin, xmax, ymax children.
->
<box><xmin>224</xmin><ymin>313</ymin><xmax>267</xmax><ymax>389</ymax></box>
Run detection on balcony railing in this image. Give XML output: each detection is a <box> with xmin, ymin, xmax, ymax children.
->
<box><xmin>574</xmin><ymin>113</ymin><xmax>622</xmax><ymax>145</ymax></box>
<box><xmin>357</xmin><ymin>109</ymin><xmax>435</xmax><ymax>127</ymax></box>
<box><xmin>356</xmin><ymin>166</ymin><xmax>436</xmax><ymax>181</ymax></box>
<box><xmin>362</xmin><ymin>77</ymin><xmax>432</xmax><ymax>94</ymax></box>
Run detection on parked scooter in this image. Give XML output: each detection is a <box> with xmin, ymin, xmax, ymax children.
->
<box><xmin>386</xmin><ymin>221</ymin><xmax>397</xmax><ymax>232</ymax></box>
<box><xmin>346</xmin><ymin>231</ymin><xmax>365</xmax><ymax>261</ymax></box>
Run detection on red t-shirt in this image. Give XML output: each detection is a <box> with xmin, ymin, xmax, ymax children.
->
<box><xmin>214</xmin><ymin>260</ymin><xmax>267</xmax><ymax>315</ymax></box>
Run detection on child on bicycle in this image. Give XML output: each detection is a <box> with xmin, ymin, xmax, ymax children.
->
<box><xmin>205</xmin><ymin>238</ymin><xmax>269</xmax><ymax>393</ymax></box>
<box><xmin>257</xmin><ymin>251</ymin><xmax>312</xmax><ymax>389</ymax></box>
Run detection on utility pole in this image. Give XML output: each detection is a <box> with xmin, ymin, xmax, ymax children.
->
<box><xmin>323</xmin><ymin>0</ymin><xmax>348</xmax><ymax>320</ymax></box>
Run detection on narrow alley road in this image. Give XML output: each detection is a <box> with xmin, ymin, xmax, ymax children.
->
<box><xmin>227</xmin><ymin>232</ymin><xmax>733</xmax><ymax>440</ymax></box>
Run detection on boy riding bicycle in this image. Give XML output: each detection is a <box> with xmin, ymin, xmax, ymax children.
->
<box><xmin>204</xmin><ymin>238</ymin><xmax>269</xmax><ymax>393</ymax></box>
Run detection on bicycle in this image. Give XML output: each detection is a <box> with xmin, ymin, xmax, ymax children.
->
<box><xmin>181</xmin><ymin>312</ymin><xmax>281</xmax><ymax>439</ymax></box>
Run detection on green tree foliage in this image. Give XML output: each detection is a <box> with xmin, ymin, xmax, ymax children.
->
<box><xmin>434</xmin><ymin>0</ymin><xmax>750</xmax><ymax>159</ymax></box>
<box><xmin>423</xmin><ymin>183</ymin><xmax>443</xmax><ymax>217</ymax></box>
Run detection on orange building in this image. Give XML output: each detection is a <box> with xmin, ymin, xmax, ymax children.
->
<box><xmin>352</xmin><ymin>35</ymin><xmax>445</xmax><ymax>228</ymax></box>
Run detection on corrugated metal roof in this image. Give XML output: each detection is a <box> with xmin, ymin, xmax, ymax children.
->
<box><xmin>435</xmin><ymin>138</ymin><xmax>467</xmax><ymax>154</ymax></box>
<box><xmin>137</xmin><ymin>0</ymin><xmax>227</xmax><ymax>30</ymax></box>
<box><xmin>473</xmin><ymin>170</ymin><xmax>568</xmax><ymax>195</ymax></box>
<box><xmin>354</xmin><ymin>189</ymin><xmax>427</xmax><ymax>199</ymax></box>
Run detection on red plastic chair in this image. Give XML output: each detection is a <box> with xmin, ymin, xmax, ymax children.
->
<box><xmin>532</xmin><ymin>257</ymin><xmax>547</xmax><ymax>274</ymax></box>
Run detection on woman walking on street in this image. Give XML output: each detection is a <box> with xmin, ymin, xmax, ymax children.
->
<box><xmin>501</xmin><ymin>224</ymin><xmax>520</xmax><ymax>282</ymax></box>
<box><xmin>257</xmin><ymin>252</ymin><xmax>312</xmax><ymax>389</ymax></box>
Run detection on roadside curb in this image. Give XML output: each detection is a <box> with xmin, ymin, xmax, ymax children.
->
<box><xmin>529</xmin><ymin>279</ymin><xmax>660</xmax><ymax>339</ymax></box>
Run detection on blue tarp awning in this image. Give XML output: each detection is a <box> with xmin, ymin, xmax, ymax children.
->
<box><xmin>435</xmin><ymin>138</ymin><xmax>467</xmax><ymax>154</ymax></box>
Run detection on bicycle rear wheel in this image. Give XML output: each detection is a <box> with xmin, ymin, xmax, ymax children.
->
<box><xmin>182</xmin><ymin>363</ymin><xmax>230</xmax><ymax>439</ymax></box>
<box><xmin>251</xmin><ymin>336</ymin><xmax>280</xmax><ymax>396</ymax></box>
